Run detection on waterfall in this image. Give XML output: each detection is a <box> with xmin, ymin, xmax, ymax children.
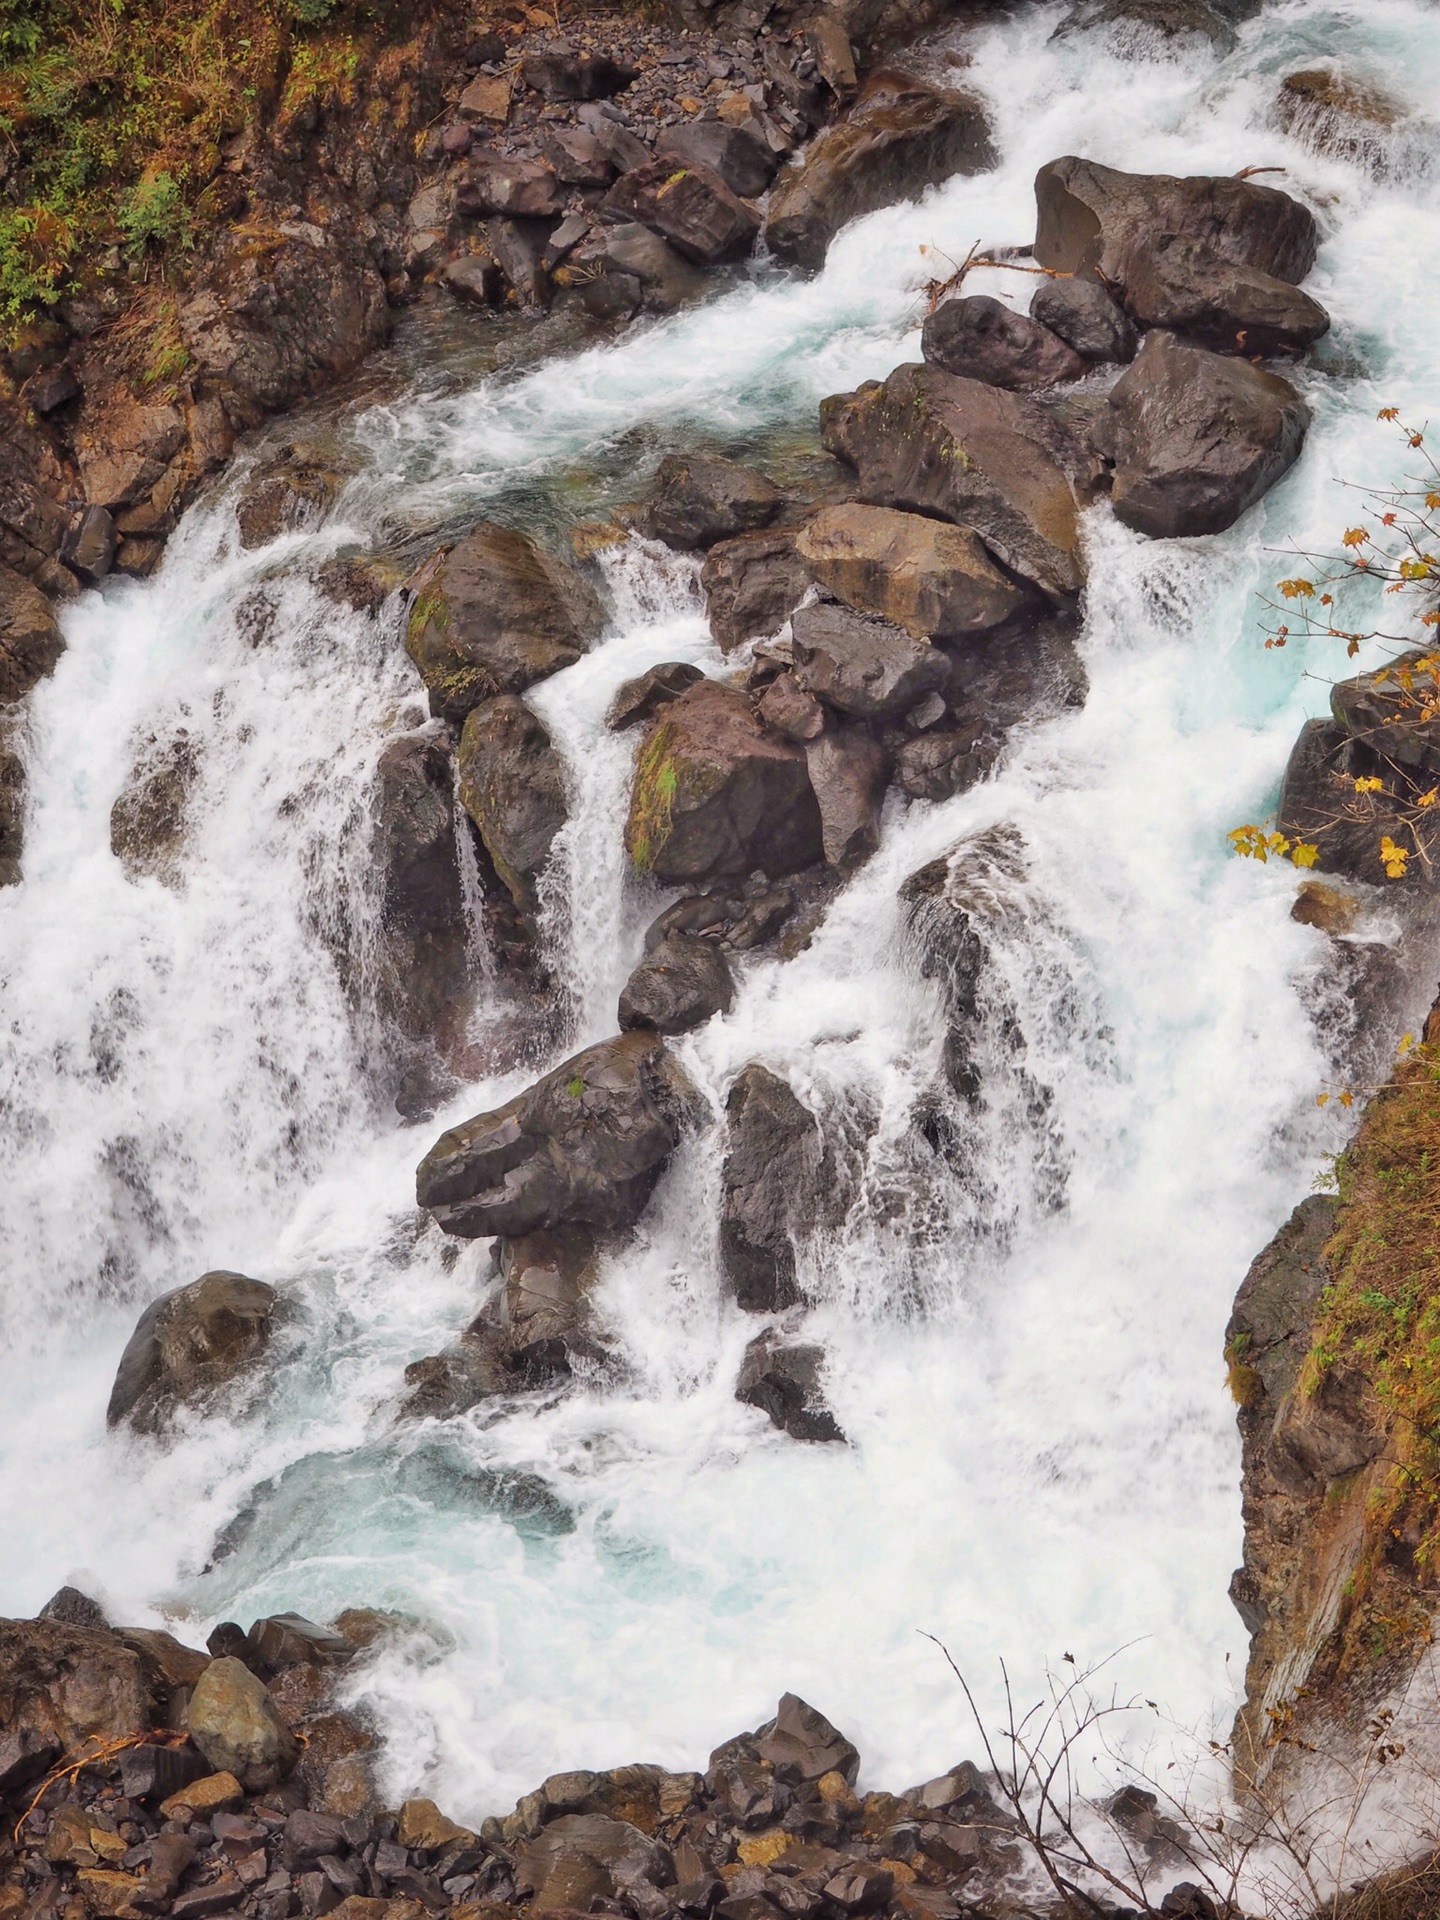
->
<box><xmin>2</xmin><ymin>0</ymin><xmax>1438</xmax><ymax>1828</ymax></box>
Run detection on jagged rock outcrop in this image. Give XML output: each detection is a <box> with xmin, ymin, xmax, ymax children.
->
<box><xmin>416</xmin><ymin>1031</ymin><xmax>705</xmax><ymax>1239</ymax></box>
<box><xmin>106</xmin><ymin>1271</ymin><xmax>278</xmax><ymax>1433</ymax></box>
<box><xmin>764</xmin><ymin>70</ymin><xmax>995</xmax><ymax>272</ymax></box>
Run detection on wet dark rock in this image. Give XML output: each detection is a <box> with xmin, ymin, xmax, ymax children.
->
<box><xmin>235</xmin><ymin>447</ymin><xmax>342</xmax><ymax>549</ymax></box>
<box><xmin>736</xmin><ymin>1334</ymin><xmax>844</xmax><ymax>1443</ymax></box>
<box><xmin>895</xmin><ymin>725</ymin><xmax>999</xmax><ymax>803</ymax></box>
<box><xmin>636</xmin><ymin>453</ymin><xmax>782</xmax><ymax>551</ymax></box>
<box><xmin>456</xmin><ymin>151</ymin><xmax>566</xmax><ymax>219</ymax></box>
<box><xmin>487</xmin><ymin>216</ymin><xmax>555</xmax><ymax>309</ymax></box>
<box><xmin>720</xmin><ymin>1064</ymin><xmax>830</xmax><ymax>1311</ymax></box>
<box><xmin>764</xmin><ymin>70</ymin><xmax>995</xmax><ymax>273</ymax></box>
<box><xmin>0</xmin><ymin>563</ymin><xmax>65</xmax><ymax>704</ymax></box>
<box><xmin>626</xmin><ymin>679</ymin><xmax>823</xmax><ymax>883</ymax></box>
<box><xmin>821</xmin><ymin>362</ymin><xmax>1099</xmax><ymax>599</ymax></box>
<box><xmin>118</xmin><ymin>1740</ymin><xmax>212</xmax><ymax>1805</ymax></box>
<box><xmin>790</xmin><ymin>603</ymin><xmax>948</xmax><ymax>720</ymax></box>
<box><xmin>1033</xmin><ymin>154</ymin><xmax>1319</xmax><ymax>287</ymax></box>
<box><xmin>513</xmin><ymin>1811</ymin><xmax>674</xmax><ymax>1913</ymax></box>
<box><xmin>405</xmin><ymin>521</ymin><xmax>603</xmax><ymax>723</ymax></box>
<box><xmin>564</xmin><ymin>222</ymin><xmax>707</xmax><ymax>316</ymax></box>
<box><xmin>38</xmin><ymin>1587</ymin><xmax>110</xmax><ymax>1631</ymax></box>
<box><xmin>443</xmin><ymin>253</ymin><xmax>504</xmax><ymax>308</ymax></box>
<box><xmin>110</xmin><ymin>728</ymin><xmax>200</xmax><ymax>883</ymax></box>
<box><xmin>645</xmin><ymin>887</ymin><xmax>745</xmax><ymax>952</ymax></box>
<box><xmin>0</xmin><ymin>1618</ymin><xmax>148</xmax><ymax>1783</ymax></box>
<box><xmin>805</xmin><ymin>723</ymin><xmax>888</xmax><ymax>867</ymax></box>
<box><xmin>656</xmin><ymin>120</ymin><xmax>778</xmax><ymax>198</ymax></box>
<box><xmin>1329</xmin><ymin>647</ymin><xmax>1440</xmax><ymax>775</ymax></box>
<box><xmin>1275</xmin><ymin>717</ymin><xmax>1431</xmax><ymax>885</ymax></box>
<box><xmin>1030</xmin><ymin>275</ymin><xmax>1137</xmax><ymax>362</ymax></box>
<box><xmin>1118</xmin><ymin>231</ymin><xmax>1330</xmax><ymax>355</ymax></box>
<box><xmin>795</xmin><ymin>504</ymin><xmax>1029</xmax><ymax>640</ymax></box>
<box><xmin>371</xmin><ymin>730</ymin><xmax>470</xmax><ymax>1047</ymax></box>
<box><xmin>187</xmin><ymin>1657</ymin><xmax>299</xmax><ymax>1792</ymax></box>
<box><xmin>758</xmin><ymin>672</ymin><xmax>826</xmax><ymax>743</ymax></box>
<box><xmin>106</xmin><ymin>1271</ymin><xmax>278</xmax><ymax>1433</ymax></box>
<box><xmin>921</xmin><ymin>295</ymin><xmax>1087</xmax><ymax>391</ymax></box>
<box><xmin>60</xmin><ymin>505</ymin><xmax>117</xmax><ymax>583</ymax></box>
<box><xmin>1096</xmin><ymin>330</ymin><xmax>1310</xmax><ymax>537</ymax></box>
<box><xmin>0</xmin><ymin>716</ymin><xmax>24</xmax><ymax>887</ymax></box>
<box><xmin>1057</xmin><ymin>0</ymin><xmax>1258</xmax><ymax>53</ymax></box>
<box><xmin>608</xmin><ymin>661</ymin><xmax>707</xmax><ymax>731</ymax></box>
<box><xmin>604</xmin><ymin>159</ymin><xmax>760</xmax><ymax>267</ymax></box>
<box><xmin>456</xmin><ymin>695</ymin><xmax>567</xmax><ymax>913</ymax></box>
<box><xmin>248</xmin><ymin>1615</ymin><xmax>355</xmax><ymax>1673</ymax></box>
<box><xmin>416</xmin><ymin>1029</ymin><xmax>704</xmax><ymax>1238</ymax></box>
<box><xmin>522</xmin><ymin>51</ymin><xmax>638</xmax><ymax>102</ymax></box>
<box><xmin>701</xmin><ymin>529</ymin><xmax>813</xmax><ymax>653</ymax></box>
<box><xmin>619</xmin><ymin>932</ymin><xmax>736</xmax><ymax>1035</ymax></box>
<box><xmin>495</xmin><ymin>1225</ymin><xmax>603</xmax><ymax>1381</ymax></box>
<box><xmin>576</xmin><ymin>103</ymin><xmax>651</xmax><ymax>174</ymax></box>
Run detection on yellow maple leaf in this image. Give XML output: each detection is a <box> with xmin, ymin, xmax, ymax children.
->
<box><xmin>1380</xmin><ymin>835</ymin><xmax>1410</xmax><ymax>878</ymax></box>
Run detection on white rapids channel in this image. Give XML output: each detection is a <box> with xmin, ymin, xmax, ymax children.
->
<box><xmin>2</xmin><ymin>0</ymin><xmax>1440</xmax><ymax>1842</ymax></box>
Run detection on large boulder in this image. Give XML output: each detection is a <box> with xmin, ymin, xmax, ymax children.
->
<box><xmin>805</xmin><ymin>724</ymin><xmax>888</xmax><ymax>867</ymax></box>
<box><xmin>736</xmin><ymin>1333</ymin><xmax>844</xmax><ymax>1443</ymax></box>
<box><xmin>604</xmin><ymin>159</ymin><xmax>759</xmax><ymax>267</ymax></box>
<box><xmin>764</xmin><ymin>70</ymin><xmax>995</xmax><ymax>273</ymax></box>
<box><xmin>456</xmin><ymin>151</ymin><xmax>566</xmax><ymax>219</ymax></box>
<box><xmin>795</xmin><ymin>504</ymin><xmax>1029</xmax><ymax>640</ymax></box>
<box><xmin>372</xmin><ymin>731</ymin><xmax>471</xmax><ymax>1045</ymax></box>
<box><xmin>456</xmin><ymin>695</ymin><xmax>567</xmax><ymax>912</ymax></box>
<box><xmin>1328</xmin><ymin>649</ymin><xmax>1440</xmax><ymax>776</ymax></box>
<box><xmin>1030</xmin><ymin>276</ymin><xmax>1137</xmax><ymax>363</ymax></box>
<box><xmin>635</xmin><ymin>453</ymin><xmax>782</xmax><ymax>551</ymax></box>
<box><xmin>1118</xmin><ymin>232</ymin><xmax>1330</xmax><ymax>355</ymax></box>
<box><xmin>921</xmin><ymin>295</ymin><xmax>1087</xmax><ymax>391</ymax></box>
<box><xmin>560</xmin><ymin>223</ymin><xmax>706</xmax><ymax>317</ymax></box>
<box><xmin>790</xmin><ymin>602</ymin><xmax>949</xmax><ymax>719</ymax></box>
<box><xmin>0</xmin><ymin>1619</ymin><xmax>149</xmax><ymax>1796</ymax></box>
<box><xmin>618</xmin><ymin>932</ymin><xmax>735</xmax><ymax>1034</ymax></box>
<box><xmin>513</xmin><ymin>1812</ymin><xmax>674</xmax><ymax>1913</ymax></box>
<box><xmin>0</xmin><ymin>563</ymin><xmax>65</xmax><ymax>704</ymax></box>
<box><xmin>186</xmin><ymin>1657</ymin><xmax>299</xmax><ymax>1793</ymax></box>
<box><xmin>700</xmin><ymin>529</ymin><xmax>813</xmax><ymax>652</ymax></box>
<box><xmin>821</xmin><ymin>363</ymin><xmax>1098</xmax><ymax>598</ymax></box>
<box><xmin>107</xmin><ymin>1271</ymin><xmax>278</xmax><ymax>1433</ymax></box>
<box><xmin>1033</xmin><ymin>156</ymin><xmax>1319</xmax><ymax>287</ymax></box>
<box><xmin>720</xmin><ymin>1064</ymin><xmax>828</xmax><ymax>1311</ymax></box>
<box><xmin>656</xmin><ymin>120</ymin><xmax>778</xmax><ymax>199</ymax></box>
<box><xmin>496</xmin><ymin>1227</ymin><xmax>603</xmax><ymax>1379</ymax></box>
<box><xmin>1095</xmin><ymin>331</ymin><xmax>1310</xmax><ymax>537</ymax></box>
<box><xmin>415</xmin><ymin>1030</ymin><xmax>704</xmax><ymax>1238</ymax></box>
<box><xmin>1275</xmin><ymin>718</ymin><xmax>1434</xmax><ymax>885</ymax></box>
<box><xmin>625</xmin><ymin>679</ymin><xmax>823</xmax><ymax>883</ymax></box>
<box><xmin>405</xmin><ymin>523</ymin><xmax>604</xmax><ymax>723</ymax></box>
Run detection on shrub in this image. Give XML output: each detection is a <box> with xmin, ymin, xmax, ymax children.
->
<box><xmin>117</xmin><ymin>171</ymin><xmax>192</xmax><ymax>258</ymax></box>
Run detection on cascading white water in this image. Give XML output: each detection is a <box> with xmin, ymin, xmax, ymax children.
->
<box><xmin>3</xmin><ymin>0</ymin><xmax>1440</xmax><ymax>1844</ymax></box>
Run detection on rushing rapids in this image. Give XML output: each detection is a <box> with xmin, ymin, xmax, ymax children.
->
<box><xmin>2</xmin><ymin>0</ymin><xmax>1439</xmax><ymax>1835</ymax></box>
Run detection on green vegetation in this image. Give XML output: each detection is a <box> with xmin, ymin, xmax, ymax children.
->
<box><xmin>0</xmin><ymin>0</ymin><xmax>402</xmax><ymax>330</ymax></box>
<box><xmin>1303</xmin><ymin>1040</ymin><xmax>1440</xmax><ymax>1654</ymax></box>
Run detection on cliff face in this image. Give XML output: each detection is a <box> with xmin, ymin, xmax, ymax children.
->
<box><xmin>1228</xmin><ymin>1007</ymin><xmax>1440</xmax><ymax>1794</ymax></box>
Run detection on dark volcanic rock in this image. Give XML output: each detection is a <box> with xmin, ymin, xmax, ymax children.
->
<box><xmin>790</xmin><ymin>602</ymin><xmax>948</xmax><ymax>720</ymax></box>
<box><xmin>0</xmin><ymin>563</ymin><xmax>65</xmax><ymax>704</ymax></box>
<box><xmin>564</xmin><ymin>222</ymin><xmax>707</xmax><ymax>317</ymax></box>
<box><xmin>416</xmin><ymin>1029</ymin><xmax>704</xmax><ymax>1238</ymax></box>
<box><xmin>921</xmin><ymin>295</ymin><xmax>1087</xmax><ymax>391</ymax></box>
<box><xmin>1275</xmin><ymin>717</ymin><xmax>1434</xmax><ymax>885</ymax></box>
<box><xmin>1033</xmin><ymin>154</ymin><xmax>1319</xmax><ymax>287</ymax></box>
<box><xmin>635</xmin><ymin>453</ymin><xmax>782</xmax><ymax>551</ymax></box>
<box><xmin>701</xmin><ymin>529</ymin><xmax>812</xmax><ymax>653</ymax></box>
<box><xmin>619</xmin><ymin>931</ymin><xmax>735</xmax><ymax>1035</ymax></box>
<box><xmin>605</xmin><ymin>159</ymin><xmax>759</xmax><ymax>267</ymax></box>
<box><xmin>513</xmin><ymin>1811</ymin><xmax>673</xmax><ymax>1913</ymax></box>
<box><xmin>625</xmin><ymin>679</ymin><xmax>823</xmax><ymax>883</ymax></box>
<box><xmin>795</xmin><ymin>504</ymin><xmax>1029</xmax><ymax>639</ymax></box>
<box><xmin>657</xmin><ymin>120</ymin><xmax>778</xmax><ymax>198</ymax></box>
<box><xmin>1096</xmin><ymin>330</ymin><xmax>1310</xmax><ymax>537</ymax></box>
<box><xmin>764</xmin><ymin>70</ymin><xmax>995</xmax><ymax>273</ymax></box>
<box><xmin>720</xmin><ymin>1064</ymin><xmax>828</xmax><ymax>1311</ymax></box>
<box><xmin>736</xmin><ymin>1333</ymin><xmax>845</xmax><ymax>1443</ymax></box>
<box><xmin>821</xmin><ymin>362</ymin><xmax>1098</xmax><ymax>598</ymax></box>
<box><xmin>804</xmin><ymin>723</ymin><xmax>888</xmax><ymax>866</ymax></box>
<box><xmin>372</xmin><ymin>730</ymin><xmax>470</xmax><ymax>1044</ymax></box>
<box><xmin>522</xmin><ymin>51</ymin><xmax>638</xmax><ymax>101</ymax></box>
<box><xmin>107</xmin><ymin>1270</ymin><xmax>278</xmax><ymax>1432</ymax></box>
<box><xmin>1058</xmin><ymin>0</ymin><xmax>1260</xmax><ymax>51</ymax></box>
<box><xmin>1030</xmin><ymin>275</ymin><xmax>1137</xmax><ymax>362</ymax></box>
<box><xmin>497</xmin><ymin>1226</ymin><xmax>603</xmax><ymax>1379</ymax></box>
<box><xmin>406</xmin><ymin>522</ymin><xmax>604</xmax><ymax>723</ymax></box>
<box><xmin>456</xmin><ymin>695</ymin><xmax>567</xmax><ymax>913</ymax></box>
<box><xmin>757</xmin><ymin>1690</ymin><xmax>860</xmax><ymax>1782</ymax></box>
<box><xmin>1328</xmin><ymin>646</ymin><xmax>1440</xmax><ymax>776</ymax></box>
<box><xmin>895</xmin><ymin>724</ymin><xmax>1000</xmax><ymax>802</ymax></box>
<box><xmin>606</xmin><ymin>660</ymin><xmax>706</xmax><ymax>731</ymax></box>
<box><xmin>1119</xmin><ymin>231</ymin><xmax>1330</xmax><ymax>355</ymax></box>
<box><xmin>456</xmin><ymin>151</ymin><xmax>566</xmax><ymax>219</ymax></box>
